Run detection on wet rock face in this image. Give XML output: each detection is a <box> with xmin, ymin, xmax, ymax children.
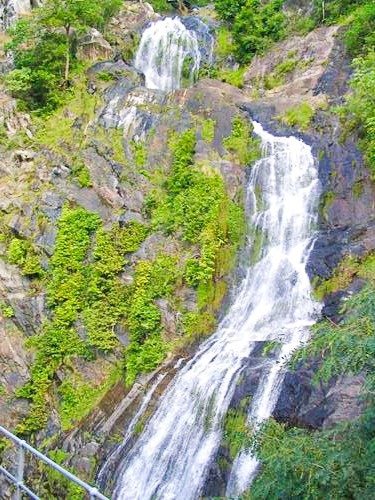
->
<box><xmin>180</xmin><ymin>16</ymin><xmax>215</xmax><ymax>65</ymax></box>
<box><xmin>274</xmin><ymin>361</ymin><xmax>366</xmax><ymax>430</ymax></box>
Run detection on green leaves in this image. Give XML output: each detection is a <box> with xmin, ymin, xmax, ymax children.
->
<box><xmin>18</xmin><ymin>206</ymin><xmax>148</xmax><ymax>434</ymax></box>
<box><xmin>215</xmin><ymin>0</ymin><xmax>286</xmax><ymax>64</ymax></box>
<box><xmin>5</xmin><ymin>0</ymin><xmax>121</xmax><ymax>111</ymax></box>
<box><xmin>344</xmin><ymin>50</ymin><xmax>375</xmax><ymax>178</ymax></box>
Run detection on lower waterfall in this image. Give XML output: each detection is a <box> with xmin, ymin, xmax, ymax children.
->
<box><xmin>111</xmin><ymin>121</ymin><xmax>321</xmax><ymax>499</ymax></box>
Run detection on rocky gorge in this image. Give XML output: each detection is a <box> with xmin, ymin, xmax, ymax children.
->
<box><xmin>0</xmin><ymin>1</ymin><xmax>374</xmax><ymax>498</ymax></box>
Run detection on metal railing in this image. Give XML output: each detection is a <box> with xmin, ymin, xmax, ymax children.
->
<box><xmin>0</xmin><ymin>425</ymin><xmax>109</xmax><ymax>500</ymax></box>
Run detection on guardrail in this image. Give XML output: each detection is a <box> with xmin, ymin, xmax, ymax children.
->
<box><xmin>0</xmin><ymin>425</ymin><xmax>109</xmax><ymax>500</ymax></box>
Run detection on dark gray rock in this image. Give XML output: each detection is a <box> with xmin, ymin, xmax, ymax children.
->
<box><xmin>88</xmin><ymin>60</ymin><xmax>142</xmax><ymax>85</ymax></box>
<box><xmin>180</xmin><ymin>16</ymin><xmax>215</xmax><ymax>65</ymax></box>
<box><xmin>274</xmin><ymin>359</ymin><xmax>365</xmax><ymax>430</ymax></box>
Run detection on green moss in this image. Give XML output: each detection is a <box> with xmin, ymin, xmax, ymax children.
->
<box><xmin>319</xmin><ymin>190</ymin><xmax>335</xmax><ymax>220</ymax></box>
<box><xmin>0</xmin><ymin>301</ymin><xmax>14</xmax><ymax>318</ymax></box>
<box><xmin>223</xmin><ymin>116</ymin><xmax>261</xmax><ymax>165</ymax></box>
<box><xmin>279</xmin><ymin>102</ymin><xmax>315</xmax><ymax>131</ymax></box>
<box><xmin>71</xmin><ymin>161</ymin><xmax>92</xmax><ymax>188</ymax></box>
<box><xmin>262</xmin><ymin>340</ymin><xmax>281</xmax><ymax>356</ymax></box>
<box><xmin>216</xmin><ymin>66</ymin><xmax>246</xmax><ymax>88</ymax></box>
<box><xmin>131</xmin><ymin>140</ymin><xmax>147</xmax><ymax>168</ymax></box>
<box><xmin>179</xmin><ymin>311</ymin><xmax>216</xmax><ymax>346</ymax></box>
<box><xmin>314</xmin><ymin>253</ymin><xmax>375</xmax><ymax>300</ymax></box>
<box><xmin>200</xmin><ymin>118</ymin><xmax>216</xmax><ymax>142</ymax></box>
<box><xmin>263</xmin><ymin>57</ymin><xmax>300</xmax><ymax>90</ymax></box>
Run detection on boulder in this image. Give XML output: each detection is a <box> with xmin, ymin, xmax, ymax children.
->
<box><xmin>77</xmin><ymin>29</ymin><xmax>114</xmax><ymax>61</ymax></box>
<box><xmin>274</xmin><ymin>361</ymin><xmax>366</xmax><ymax>430</ymax></box>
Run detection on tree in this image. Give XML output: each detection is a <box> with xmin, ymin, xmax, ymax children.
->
<box><xmin>5</xmin><ymin>0</ymin><xmax>122</xmax><ymax>110</ymax></box>
<box><xmin>37</xmin><ymin>0</ymin><xmax>121</xmax><ymax>84</ymax></box>
<box><xmin>232</xmin><ymin>0</ymin><xmax>285</xmax><ymax>63</ymax></box>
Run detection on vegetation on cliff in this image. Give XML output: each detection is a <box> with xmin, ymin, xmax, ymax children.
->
<box><xmin>0</xmin><ymin>0</ymin><xmax>374</xmax><ymax>496</ymax></box>
<box><xmin>249</xmin><ymin>254</ymin><xmax>375</xmax><ymax>499</ymax></box>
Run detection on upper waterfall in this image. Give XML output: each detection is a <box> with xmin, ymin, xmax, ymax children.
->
<box><xmin>108</xmin><ymin>122</ymin><xmax>321</xmax><ymax>499</ymax></box>
<box><xmin>134</xmin><ymin>17</ymin><xmax>212</xmax><ymax>92</ymax></box>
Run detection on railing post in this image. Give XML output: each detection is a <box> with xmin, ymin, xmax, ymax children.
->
<box><xmin>15</xmin><ymin>440</ymin><xmax>25</xmax><ymax>500</ymax></box>
<box><xmin>89</xmin><ymin>487</ymin><xmax>99</xmax><ymax>499</ymax></box>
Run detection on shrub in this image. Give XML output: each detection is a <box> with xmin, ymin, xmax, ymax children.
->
<box><xmin>343</xmin><ymin>51</ymin><xmax>375</xmax><ymax>178</ymax></box>
<box><xmin>279</xmin><ymin>102</ymin><xmax>315</xmax><ymax>131</ymax></box>
<box><xmin>17</xmin><ymin>205</ymin><xmax>148</xmax><ymax>434</ymax></box>
<box><xmin>223</xmin><ymin>116</ymin><xmax>261</xmax><ymax>165</ymax></box>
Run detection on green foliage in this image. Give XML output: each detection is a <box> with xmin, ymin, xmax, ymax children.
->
<box><xmin>215</xmin><ymin>27</ymin><xmax>236</xmax><ymax>61</ymax></box>
<box><xmin>214</xmin><ymin>0</ymin><xmax>246</xmax><ymax>23</ymax></box>
<box><xmin>216</xmin><ymin>66</ymin><xmax>246</xmax><ymax>89</ymax></box>
<box><xmin>149</xmin><ymin>129</ymin><xmax>245</xmax><ymax>314</ymax></box>
<box><xmin>58</xmin><ymin>365</ymin><xmax>120</xmax><ymax>430</ymax></box>
<box><xmin>343</xmin><ymin>51</ymin><xmax>375</xmax><ymax>178</ymax></box>
<box><xmin>71</xmin><ymin>161</ymin><xmax>92</xmax><ymax>188</ymax></box>
<box><xmin>313</xmin><ymin>0</ymin><xmax>369</xmax><ymax>25</ymax></box>
<box><xmin>0</xmin><ymin>301</ymin><xmax>14</xmax><ymax>319</ymax></box>
<box><xmin>249</xmin><ymin>253</ymin><xmax>375</xmax><ymax>499</ymax></box>
<box><xmin>180</xmin><ymin>311</ymin><xmax>216</xmax><ymax>345</ymax></box>
<box><xmin>248</xmin><ymin>408</ymin><xmax>375</xmax><ymax>500</ymax></box>
<box><xmin>262</xmin><ymin>55</ymin><xmax>302</xmax><ymax>90</ymax></box>
<box><xmin>7</xmin><ymin>238</ymin><xmax>27</xmax><ymax>265</ymax></box>
<box><xmin>314</xmin><ymin>254</ymin><xmax>375</xmax><ymax>300</ymax></box>
<box><xmin>84</xmin><ymin>222</ymin><xmax>149</xmax><ymax>350</ymax></box>
<box><xmin>5</xmin><ymin>0</ymin><xmax>121</xmax><ymax>111</ymax></box>
<box><xmin>345</xmin><ymin>2</ymin><xmax>375</xmax><ymax>56</ymax></box>
<box><xmin>17</xmin><ymin>205</ymin><xmax>148</xmax><ymax>434</ymax></box>
<box><xmin>279</xmin><ymin>102</ymin><xmax>315</xmax><ymax>131</ymax></box>
<box><xmin>131</xmin><ymin>140</ymin><xmax>147</xmax><ymax>168</ymax></box>
<box><xmin>200</xmin><ymin>118</ymin><xmax>216</xmax><ymax>142</ymax></box>
<box><xmin>148</xmin><ymin>0</ymin><xmax>173</xmax><ymax>13</ymax></box>
<box><xmin>223</xmin><ymin>116</ymin><xmax>261</xmax><ymax>165</ymax></box>
<box><xmin>250</xmin><ymin>252</ymin><xmax>375</xmax><ymax>499</ymax></box>
<box><xmin>124</xmin><ymin>255</ymin><xmax>180</xmax><ymax>385</ymax></box>
<box><xmin>5</xmin><ymin>21</ymin><xmax>69</xmax><ymax>111</ymax></box>
<box><xmin>223</xmin><ymin>406</ymin><xmax>252</xmax><ymax>460</ymax></box>
<box><xmin>7</xmin><ymin>238</ymin><xmax>43</xmax><ymax>277</ymax></box>
<box><xmin>35</xmin><ymin>449</ymin><xmax>85</xmax><ymax>499</ymax></box>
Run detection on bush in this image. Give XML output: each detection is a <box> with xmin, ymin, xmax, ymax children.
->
<box><xmin>343</xmin><ymin>51</ymin><xmax>375</xmax><ymax>178</ymax></box>
<box><xmin>345</xmin><ymin>2</ymin><xmax>375</xmax><ymax>56</ymax></box>
<box><xmin>279</xmin><ymin>102</ymin><xmax>315</xmax><ymax>131</ymax></box>
<box><xmin>124</xmin><ymin>255</ymin><xmax>179</xmax><ymax>385</ymax></box>
<box><xmin>17</xmin><ymin>205</ymin><xmax>148</xmax><ymax>434</ymax></box>
<box><xmin>223</xmin><ymin>116</ymin><xmax>261</xmax><ymax>165</ymax></box>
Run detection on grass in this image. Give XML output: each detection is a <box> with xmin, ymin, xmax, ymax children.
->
<box><xmin>279</xmin><ymin>102</ymin><xmax>315</xmax><ymax>131</ymax></box>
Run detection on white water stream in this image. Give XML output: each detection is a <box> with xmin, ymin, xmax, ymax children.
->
<box><xmin>112</xmin><ymin>122</ymin><xmax>321</xmax><ymax>499</ymax></box>
<box><xmin>134</xmin><ymin>17</ymin><xmax>202</xmax><ymax>91</ymax></box>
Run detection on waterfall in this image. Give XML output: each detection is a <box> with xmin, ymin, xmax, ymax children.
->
<box><xmin>111</xmin><ymin>122</ymin><xmax>321</xmax><ymax>499</ymax></box>
<box><xmin>134</xmin><ymin>17</ymin><xmax>202</xmax><ymax>92</ymax></box>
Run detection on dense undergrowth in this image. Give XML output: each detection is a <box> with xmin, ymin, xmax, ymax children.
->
<box><xmin>16</xmin><ymin>206</ymin><xmax>149</xmax><ymax>434</ymax></box>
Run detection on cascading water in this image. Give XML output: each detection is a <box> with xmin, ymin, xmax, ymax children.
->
<box><xmin>134</xmin><ymin>17</ymin><xmax>202</xmax><ymax>92</ymax></box>
<box><xmin>109</xmin><ymin>121</ymin><xmax>321</xmax><ymax>499</ymax></box>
